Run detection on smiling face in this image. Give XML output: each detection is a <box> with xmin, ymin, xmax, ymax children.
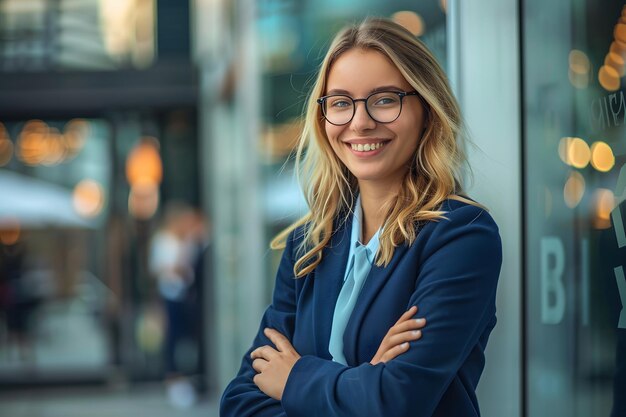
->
<box><xmin>322</xmin><ymin>48</ymin><xmax>426</xmax><ymax>189</ymax></box>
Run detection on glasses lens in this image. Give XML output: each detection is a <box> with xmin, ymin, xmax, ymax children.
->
<box><xmin>367</xmin><ymin>92</ymin><xmax>402</xmax><ymax>123</ymax></box>
<box><xmin>323</xmin><ymin>95</ymin><xmax>354</xmax><ymax>125</ymax></box>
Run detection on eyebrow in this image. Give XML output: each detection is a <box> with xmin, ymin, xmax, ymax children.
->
<box><xmin>325</xmin><ymin>85</ymin><xmax>405</xmax><ymax>96</ymax></box>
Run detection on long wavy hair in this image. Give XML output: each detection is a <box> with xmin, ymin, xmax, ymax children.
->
<box><xmin>271</xmin><ymin>17</ymin><xmax>479</xmax><ymax>277</ymax></box>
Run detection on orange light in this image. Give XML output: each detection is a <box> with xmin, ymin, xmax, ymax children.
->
<box><xmin>17</xmin><ymin>120</ymin><xmax>49</xmax><ymax>165</ymax></box>
<box><xmin>392</xmin><ymin>11</ymin><xmax>425</xmax><ymax>36</ymax></box>
<box><xmin>615</xmin><ymin>24</ymin><xmax>626</xmax><ymax>43</ymax></box>
<box><xmin>63</xmin><ymin>119</ymin><xmax>90</xmax><ymax>158</ymax></box>
<box><xmin>41</xmin><ymin>127</ymin><xmax>67</xmax><ymax>166</ymax></box>
<box><xmin>593</xmin><ymin>189</ymin><xmax>615</xmax><ymax>229</ymax></box>
<box><xmin>0</xmin><ymin>218</ymin><xmax>21</xmax><ymax>245</ymax></box>
<box><xmin>590</xmin><ymin>141</ymin><xmax>615</xmax><ymax>172</ymax></box>
<box><xmin>599</xmin><ymin>65</ymin><xmax>620</xmax><ymax>91</ymax></box>
<box><xmin>73</xmin><ymin>179</ymin><xmax>105</xmax><ymax>218</ymax></box>
<box><xmin>128</xmin><ymin>183</ymin><xmax>159</xmax><ymax>220</ymax></box>
<box><xmin>125</xmin><ymin>137</ymin><xmax>163</xmax><ymax>187</ymax></box>
<box><xmin>569</xmin><ymin>50</ymin><xmax>590</xmax><ymax>74</ymax></box>
<box><xmin>610</xmin><ymin>40</ymin><xmax>626</xmax><ymax>57</ymax></box>
<box><xmin>0</xmin><ymin>123</ymin><xmax>13</xmax><ymax>166</ymax></box>
<box><xmin>568</xmin><ymin>69</ymin><xmax>589</xmax><ymax>89</ymax></box>
<box><xmin>564</xmin><ymin>171</ymin><xmax>585</xmax><ymax>208</ymax></box>
<box><xmin>605</xmin><ymin>52</ymin><xmax>626</xmax><ymax>76</ymax></box>
<box><xmin>559</xmin><ymin>137</ymin><xmax>590</xmax><ymax>168</ymax></box>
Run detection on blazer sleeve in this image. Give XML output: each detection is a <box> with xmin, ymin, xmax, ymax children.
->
<box><xmin>281</xmin><ymin>204</ymin><xmax>502</xmax><ymax>417</ymax></box>
<box><xmin>219</xmin><ymin>230</ymin><xmax>299</xmax><ymax>417</ymax></box>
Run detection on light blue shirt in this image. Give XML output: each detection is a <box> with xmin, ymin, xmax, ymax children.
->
<box><xmin>328</xmin><ymin>195</ymin><xmax>381</xmax><ymax>364</ymax></box>
<box><xmin>343</xmin><ymin>195</ymin><xmax>381</xmax><ymax>281</ymax></box>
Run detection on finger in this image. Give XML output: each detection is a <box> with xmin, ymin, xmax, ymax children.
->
<box><xmin>394</xmin><ymin>306</ymin><xmax>418</xmax><ymax>325</ymax></box>
<box><xmin>386</xmin><ymin>329</ymin><xmax>423</xmax><ymax>347</ymax></box>
<box><xmin>250</xmin><ymin>345</ymin><xmax>277</xmax><ymax>360</ymax></box>
<box><xmin>381</xmin><ymin>342</ymin><xmax>410</xmax><ymax>363</ymax></box>
<box><xmin>251</xmin><ymin>358</ymin><xmax>269</xmax><ymax>373</ymax></box>
<box><xmin>393</xmin><ymin>317</ymin><xmax>427</xmax><ymax>333</ymax></box>
<box><xmin>384</xmin><ymin>317</ymin><xmax>426</xmax><ymax>340</ymax></box>
<box><xmin>263</xmin><ymin>328</ymin><xmax>292</xmax><ymax>352</ymax></box>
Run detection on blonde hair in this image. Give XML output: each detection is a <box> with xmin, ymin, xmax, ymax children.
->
<box><xmin>271</xmin><ymin>17</ymin><xmax>480</xmax><ymax>277</ymax></box>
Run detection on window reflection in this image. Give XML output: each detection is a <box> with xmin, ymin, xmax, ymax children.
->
<box><xmin>524</xmin><ymin>1</ymin><xmax>626</xmax><ymax>416</ymax></box>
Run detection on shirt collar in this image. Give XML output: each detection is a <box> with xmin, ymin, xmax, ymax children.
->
<box><xmin>350</xmin><ymin>194</ymin><xmax>381</xmax><ymax>263</ymax></box>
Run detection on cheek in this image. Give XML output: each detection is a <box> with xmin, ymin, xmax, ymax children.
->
<box><xmin>398</xmin><ymin>119</ymin><xmax>423</xmax><ymax>148</ymax></box>
<box><xmin>324</xmin><ymin>122</ymin><xmax>340</xmax><ymax>141</ymax></box>
<box><xmin>324</xmin><ymin>124</ymin><xmax>344</xmax><ymax>151</ymax></box>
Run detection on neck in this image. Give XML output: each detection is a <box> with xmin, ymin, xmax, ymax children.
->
<box><xmin>357</xmin><ymin>179</ymin><xmax>402</xmax><ymax>243</ymax></box>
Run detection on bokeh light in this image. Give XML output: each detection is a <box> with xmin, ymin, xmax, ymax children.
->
<box><xmin>126</xmin><ymin>137</ymin><xmax>163</xmax><ymax>187</ymax></box>
<box><xmin>73</xmin><ymin>179</ymin><xmax>105</xmax><ymax>218</ymax></box>
<box><xmin>41</xmin><ymin>127</ymin><xmax>67</xmax><ymax>166</ymax></box>
<box><xmin>593</xmin><ymin>188</ymin><xmax>615</xmax><ymax>229</ymax></box>
<box><xmin>615</xmin><ymin>23</ymin><xmax>626</xmax><ymax>43</ymax></box>
<box><xmin>564</xmin><ymin>171</ymin><xmax>585</xmax><ymax>208</ymax></box>
<box><xmin>599</xmin><ymin>65</ymin><xmax>620</xmax><ymax>91</ymax></box>
<box><xmin>0</xmin><ymin>123</ymin><xmax>14</xmax><ymax>166</ymax></box>
<box><xmin>128</xmin><ymin>183</ymin><xmax>159</xmax><ymax>220</ymax></box>
<box><xmin>17</xmin><ymin>120</ymin><xmax>49</xmax><ymax>165</ymax></box>
<box><xmin>590</xmin><ymin>141</ymin><xmax>615</xmax><ymax>172</ymax></box>
<box><xmin>63</xmin><ymin>119</ymin><xmax>90</xmax><ymax>158</ymax></box>
<box><xmin>392</xmin><ymin>11</ymin><xmax>425</xmax><ymax>36</ymax></box>
<box><xmin>558</xmin><ymin>136</ymin><xmax>590</xmax><ymax>168</ymax></box>
<box><xmin>569</xmin><ymin>50</ymin><xmax>590</xmax><ymax>74</ymax></box>
<box><xmin>568</xmin><ymin>49</ymin><xmax>591</xmax><ymax>89</ymax></box>
<box><xmin>610</xmin><ymin>40</ymin><xmax>626</xmax><ymax>57</ymax></box>
<box><xmin>605</xmin><ymin>51</ymin><xmax>626</xmax><ymax>76</ymax></box>
<box><xmin>0</xmin><ymin>217</ymin><xmax>21</xmax><ymax>245</ymax></box>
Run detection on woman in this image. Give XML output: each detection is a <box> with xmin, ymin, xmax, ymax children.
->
<box><xmin>220</xmin><ymin>17</ymin><xmax>502</xmax><ymax>417</ymax></box>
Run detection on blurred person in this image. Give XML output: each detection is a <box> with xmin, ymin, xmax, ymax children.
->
<box><xmin>0</xmin><ymin>235</ymin><xmax>38</xmax><ymax>364</ymax></box>
<box><xmin>221</xmin><ymin>18</ymin><xmax>502</xmax><ymax>417</ymax></box>
<box><xmin>149</xmin><ymin>202</ymin><xmax>208</xmax><ymax>408</ymax></box>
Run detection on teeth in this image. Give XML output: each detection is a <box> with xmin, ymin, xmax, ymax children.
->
<box><xmin>350</xmin><ymin>142</ymin><xmax>386</xmax><ymax>152</ymax></box>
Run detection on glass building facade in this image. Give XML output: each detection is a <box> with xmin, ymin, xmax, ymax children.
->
<box><xmin>523</xmin><ymin>1</ymin><xmax>625</xmax><ymax>416</ymax></box>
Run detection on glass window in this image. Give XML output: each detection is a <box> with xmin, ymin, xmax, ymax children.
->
<box><xmin>0</xmin><ymin>118</ymin><xmax>112</xmax><ymax>374</ymax></box>
<box><xmin>523</xmin><ymin>1</ymin><xmax>625</xmax><ymax>416</ymax></box>
<box><xmin>0</xmin><ymin>0</ymin><xmax>156</xmax><ymax>71</ymax></box>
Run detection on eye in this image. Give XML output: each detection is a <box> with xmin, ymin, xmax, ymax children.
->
<box><xmin>372</xmin><ymin>93</ymin><xmax>400</xmax><ymax>106</ymax></box>
<box><xmin>328</xmin><ymin>97</ymin><xmax>353</xmax><ymax>108</ymax></box>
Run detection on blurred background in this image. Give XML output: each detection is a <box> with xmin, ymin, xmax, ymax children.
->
<box><xmin>0</xmin><ymin>0</ymin><xmax>623</xmax><ymax>416</ymax></box>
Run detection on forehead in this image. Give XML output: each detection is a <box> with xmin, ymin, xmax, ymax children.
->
<box><xmin>325</xmin><ymin>48</ymin><xmax>411</xmax><ymax>95</ymax></box>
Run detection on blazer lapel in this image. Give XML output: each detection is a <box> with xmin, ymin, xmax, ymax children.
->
<box><xmin>312</xmin><ymin>215</ymin><xmax>352</xmax><ymax>359</ymax></box>
<box><xmin>342</xmin><ymin>243</ymin><xmax>410</xmax><ymax>365</ymax></box>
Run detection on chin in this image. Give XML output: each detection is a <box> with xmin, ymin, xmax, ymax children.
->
<box><xmin>350</xmin><ymin>171</ymin><xmax>386</xmax><ymax>182</ymax></box>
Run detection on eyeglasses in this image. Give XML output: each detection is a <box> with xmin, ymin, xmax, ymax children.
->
<box><xmin>317</xmin><ymin>90</ymin><xmax>419</xmax><ymax>126</ymax></box>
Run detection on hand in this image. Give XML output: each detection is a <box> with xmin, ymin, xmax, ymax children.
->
<box><xmin>251</xmin><ymin>328</ymin><xmax>301</xmax><ymax>401</ymax></box>
<box><xmin>370</xmin><ymin>306</ymin><xmax>426</xmax><ymax>365</ymax></box>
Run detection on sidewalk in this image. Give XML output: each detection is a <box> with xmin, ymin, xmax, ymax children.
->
<box><xmin>0</xmin><ymin>384</ymin><xmax>219</xmax><ymax>417</ymax></box>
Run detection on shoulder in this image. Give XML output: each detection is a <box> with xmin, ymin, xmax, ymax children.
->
<box><xmin>438</xmin><ymin>197</ymin><xmax>499</xmax><ymax>231</ymax></box>
<box><xmin>418</xmin><ymin>197</ymin><xmax>501</xmax><ymax>259</ymax></box>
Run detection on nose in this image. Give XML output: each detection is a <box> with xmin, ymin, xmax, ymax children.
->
<box><xmin>350</xmin><ymin>100</ymin><xmax>376</xmax><ymax>131</ymax></box>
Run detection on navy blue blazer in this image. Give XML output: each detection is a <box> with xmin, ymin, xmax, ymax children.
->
<box><xmin>220</xmin><ymin>198</ymin><xmax>502</xmax><ymax>417</ymax></box>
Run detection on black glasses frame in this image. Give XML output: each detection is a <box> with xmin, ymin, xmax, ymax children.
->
<box><xmin>316</xmin><ymin>90</ymin><xmax>419</xmax><ymax>126</ymax></box>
